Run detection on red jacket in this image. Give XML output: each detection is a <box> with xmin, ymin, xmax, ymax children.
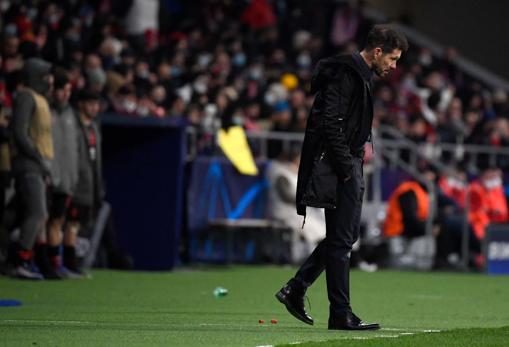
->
<box><xmin>439</xmin><ymin>176</ymin><xmax>467</xmax><ymax>209</ymax></box>
<box><xmin>468</xmin><ymin>181</ymin><xmax>509</xmax><ymax>240</ymax></box>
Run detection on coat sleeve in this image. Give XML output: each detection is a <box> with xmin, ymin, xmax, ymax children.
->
<box><xmin>319</xmin><ymin>70</ymin><xmax>355</xmax><ymax>180</ymax></box>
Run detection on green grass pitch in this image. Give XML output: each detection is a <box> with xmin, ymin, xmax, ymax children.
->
<box><xmin>1</xmin><ymin>266</ymin><xmax>509</xmax><ymax>346</ymax></box>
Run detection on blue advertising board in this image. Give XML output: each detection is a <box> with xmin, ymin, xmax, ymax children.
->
<box><xmin>485</xmin><ymin>224</ymin><xmax>509</xmax><ymax>275</ymax></box>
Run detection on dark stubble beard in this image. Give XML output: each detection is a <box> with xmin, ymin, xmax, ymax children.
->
<box><xmin>373</xmin><ymin>64</ymin><xmax>385</xmax><ymax>77</ymax></box>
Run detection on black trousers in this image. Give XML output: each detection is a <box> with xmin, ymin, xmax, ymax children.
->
<box><xmin>294</xmin><ymin>157</ymin><xmax>364</xmax><ymax>317</ymax></box>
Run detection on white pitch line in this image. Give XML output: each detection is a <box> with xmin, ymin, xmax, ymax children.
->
<box><xmin>383</xmin><ymin>327</ymin><xmax>441</xmax><ymax>332</ymax></box>
<box><xmin>1</xmin><ymin>319</ymin><xmax>97</xmax><ymax>325</ymax></box>
<box><xmin>256</xmin><ymin>329</ymin><xmax>440</xmax><ymax>347</ymax></box>
<box><xmin>351</xmin><ymin>334</ymin><xmax>400</xmax><ymax>339</ymax></box>
<box><xmin>383</xmin><ymin>327</ymin><xmax>410</xmax><ymax>331</ymax></box>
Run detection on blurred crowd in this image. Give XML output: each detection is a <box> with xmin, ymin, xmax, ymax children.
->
<box><xmin>1</xmin><ymin>1</ymin><xmax>508</xmax><ymax>156</ymax></box>
<box><xmin>0</xmin><ymin>0</ymin><xmax>508</xmax><ymax>276</ymax></box>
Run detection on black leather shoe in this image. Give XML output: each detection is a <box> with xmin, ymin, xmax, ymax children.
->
<box><xmin>275</xmin><ymin>284</ymin><xmax>314</xmax><ymax>325</ymax></box>
<box><xmin>328</xmin><ymin>311</ymin><xmax>380</xmax><ymax>330</ymax></box>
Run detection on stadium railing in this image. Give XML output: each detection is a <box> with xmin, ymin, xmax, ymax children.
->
<box><xmin>186</xmin><ymin>127</ymin><xmax>509</xmax><ymax>269</ymax></box>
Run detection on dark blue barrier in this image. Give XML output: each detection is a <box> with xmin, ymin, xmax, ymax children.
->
<box><xmin>187</xmin><ymin>157</ymin><xmax>269</xmax><ymax>262</ymax></box>
<box><xmin>485</xmin><ymin>224</ymin><xmax>509</xmax><ymax>275</ymax></box>
<box><xmin>101</xmin><ymin>114</ymin><xmax>186</xmax><ymax>270</ymax></box>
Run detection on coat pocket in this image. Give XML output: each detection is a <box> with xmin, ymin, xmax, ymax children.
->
<box><xmin>301</xmin><ymin>151</ymin><xmax>337</xmax><ymax>209</ymax></box>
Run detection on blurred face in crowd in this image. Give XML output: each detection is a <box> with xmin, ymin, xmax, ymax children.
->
<box><xmin>79</xmin><ymin>99</ymin><xmax>100</xmax><ymax>120</ymax></box>
<box><xmin>187</xmin><ymin>105</ymin><xmax>203</xmax><ymax>125</ymax></box>
<box><xmin>158</xmin><ymin>62</ymin><xmax>171</xmax><ymax>81</ymax></box>
<box><xmin>409</xmin><ymin>118</ymin><xmax>427</xmax><ymax>139</ymax></box>
<box><xmin>215</xmin><ymin>92</ymin><xmax>229</xmax><ymax>111</ymax></box>
<box><xmin>447</xmin><ymin>97</ymin><xmax>463</xmax><ymax>119</ymax></box>
<box><xmin>171</xmin><ymin>97</ymin><xmax>186</xmax><ymax>115</ymax></box>
<box><xmin>290</xmin><ymin>89</ymin><xmax>306</xmax><ymax>108</ymax></box>
<box><xmin>482</xmin><ymin>169</ymin><xmax>502</xmax><ymax>190</ymax></box>
<box><xmin>425</xmin><ymin>71</ymin><xmax>446</xmax><ymax>91</ymax></box>
<box><xmin>4</xmin><ymin>36</ymin><xmax>19</xmax><ymax>57</ymax></box>
<box><xmin>465</xmin><ymin>110</ymin><xmax>481</xmax><ymax>129</ymax></box>
<box><xmin>150</xmin><ymin>85</ymin><xmax>166</xmax><ymax>105</ymax></box>
<box><xmin>84</xmin><ymin>53</ymin><xmax>102</xmax><ymax>69</ymax></box>
<box><xmin>423</xmin><ymin>169</ymin><xmax>437</xmax><ymax>183</ymax></box>
<box><xmin>244</xmin><ymin>103</ymin><xmax>261</xmax><ymax>120</ymax></box>
<box><xmin>136</xmin><ymin>61</ymin><xmax>150</xmax><ymax>79</ymax></box>
<box><xmin>372</xmin><ymin>48</ymin><xmax>402</xmax><ymax>77</ymax></box>
<box><xmin>444</xmin><ymin>169</ymin><xmax>466</xmax><ymax>189</ymax></box>
<box><xmin>54</xmin><ymin>83</ymin><xmax>72</xmax><ymax>106</ymax></box>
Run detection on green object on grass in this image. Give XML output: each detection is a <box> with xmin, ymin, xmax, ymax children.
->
<box><xmin>0</xmin><ymin>267</ymin><xmax>509</xmax><ymax>346</ymax></box>
<box><xmin>213</xmin><ymin>286</ymin><xmax>228</xmax><ymax>298</ymax></box>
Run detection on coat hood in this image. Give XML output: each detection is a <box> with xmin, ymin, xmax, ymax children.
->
<box><xmin>22</xmin><ymin>58</ymin><xmax>52</xmax><ymax>95</ymax></box>
<box><xmin>310</xmin><ymin>54</ymin><xmax>363</xmax><ymax>94</ymax></box>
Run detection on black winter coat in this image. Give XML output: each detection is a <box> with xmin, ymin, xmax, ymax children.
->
<box><xmin>296</xmin><ymin>54</ymin><xmax>373</xmax><ymax>217</ymax></box>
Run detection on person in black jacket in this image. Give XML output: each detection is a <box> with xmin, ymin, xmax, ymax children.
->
<box><xmin>276</xmin><ymin>24</ymin><xmax>408</xmax><ymax>330</ymax></box>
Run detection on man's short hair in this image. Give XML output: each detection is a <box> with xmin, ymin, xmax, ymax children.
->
<box><xmin>365</xmin><ymin>24</ymin><xmax>409</xmax><ymax>53</ymax></box>
<box><xmin>53</xmin><ymin>67</ymin><xmax>69</xmax><ymax>90</ymax></box>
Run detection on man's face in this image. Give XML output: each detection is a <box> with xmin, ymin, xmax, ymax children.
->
<box><xmin>423</xmin><ymin>170</ymin><xmax>436</xmax><ymax>183</ymax></box>
<box><xmin>373</xmin><ymin>48</ymin><xmax>402</xmax><ymax>77</ymax></box>
<box><xmin>80</xmin><ymin>99</ymin><xmax>100</xmax><ymax>119</ymax></box>
<box><xmin>482</xmin><ymin>169</ymin><xmax>503</xmax><ymax>190</ymax></box>
<box><xmin>54</xmin><ymin>83</ymin><xmax>72</xmax><ymax>105</ymax></box>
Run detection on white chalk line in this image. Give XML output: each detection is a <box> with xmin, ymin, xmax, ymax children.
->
<box><xmin>255</xmin><ymin>328</ymin><xmax>442</xmax><ymax>346</ymax></box>
<box><xmin>1</xmin><ymin>319</ymin><xmax>97</xmax><ymax>325</ymax></box>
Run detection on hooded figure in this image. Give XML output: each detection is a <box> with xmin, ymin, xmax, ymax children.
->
<box><xmin>9</xmin><ymin>57</ymin><xmax>54</xmax><ymax>279</ymax></box>
<box><xmin>12</xmin><ymin>58</ymin><xmax>54</xmax><ymax>176</ymax></box>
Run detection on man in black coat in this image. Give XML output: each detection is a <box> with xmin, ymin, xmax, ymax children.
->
<box><xmin>276</xmin><ymin>24</ymin><xmax>408</xmax><ymax>330</ymax></box>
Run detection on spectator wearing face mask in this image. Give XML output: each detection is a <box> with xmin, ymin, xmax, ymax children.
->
<box><xmin>437</xmin><ymin>166</ymin><xmax>509</xmax><ymax>269</ymax></box>
<box><xmin>438</xmin><ymin>167</ymin><xmax>467</xmax><ymax>209</ymax></box>
<box><xmin>434</xmin><ymin>167</ymin><xmax>468</xmax><ymax>269</ymax></box>
<box><xmin>468</xmin><ymin>167</ymin><xmax>509</xmax><ymax>243</ymax></box>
